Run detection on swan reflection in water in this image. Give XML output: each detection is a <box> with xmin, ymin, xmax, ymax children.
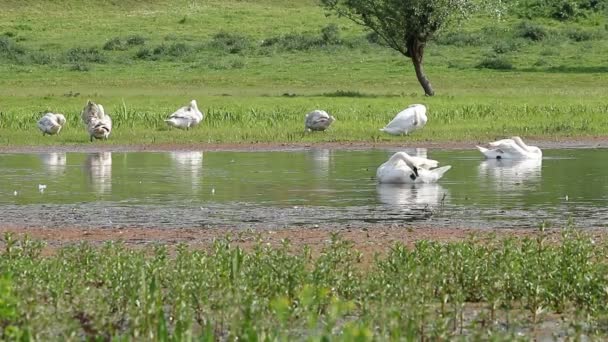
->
<box><xmin>478</xmin><ymin>158</ymin><xmax>542</xmax><ymax>191</ymax></box>
<box><xmin>309</xmin><ymin>148</ymin><xmax>331</xmax><ymax>178</ymax></box>
<box><xmin>39</xmin><ymin>152</ymin><xmax>67</xmax><ymax>175</ymax></box>
<box><xmin>377</xmin><ymin>183</ymin><xmax>449</xmax><ymax>208</ymax></box>
<box><xmin>169</xmin><ymin>151</ymin><xmax>204</xmax><ymax>188</ymax></box>
<box><xmin>84</xmin><ymin>152</ymin><xmax>112</xmax><ymax>194</ymax></box>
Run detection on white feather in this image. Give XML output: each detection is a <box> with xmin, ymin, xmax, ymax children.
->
<box><xmin>165</xmin><ymin>100</ymin><xmax>204</xmax><ymax>129</ymax></box>
<box><xmin>305</xmin><ymin>110</ymin><xmax>335</xmax><ymax>131</ymax></box>
<box><xmin>380</xmin><ymin>104</ymin><xmax>428</xmax><ymax>135</ymax></box>
<box><xmin>376</xmin><ymin>152</ymin><xmax>451</xmax><ymax>184</ymax></box>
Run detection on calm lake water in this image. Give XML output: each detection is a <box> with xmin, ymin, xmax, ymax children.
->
<box><xmin>1</xmin><ymin>148</ymin><xmax>606</xmax><ymax>229</ymax></box>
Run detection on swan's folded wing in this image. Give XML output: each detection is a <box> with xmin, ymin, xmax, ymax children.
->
<box><xmin>169</xmin><ymin>107</ymin><xmax>193</xmax><ymax>119</ymax></box>
<box><xmin>408</xmin><ymin>156</ymin><xmax>439</xmax><ymax>169</ymax></box>
<box><xmin>488</xmin><ymin>138</ymin><xmax>515</xmax><ymax>147</ymax></box>
<box><xmin>490</xmin><ymin>140</ymin><xmax>526</xmax><ymax>155</ymax></box>
<box><xmin>384</xmin><ymin>109</ymin><xmax>415</xmax><ymax>129</ymax></box>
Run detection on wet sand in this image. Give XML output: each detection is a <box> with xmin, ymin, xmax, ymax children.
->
<box><xmin>2</xmin><ymin>224</ymin><xmax>605</xmax><ymax>260</ymax></box>
<box><xmin>1</xmin><ymin>137</ymin><xmax>608</xmax><ymax>153</ymax></box>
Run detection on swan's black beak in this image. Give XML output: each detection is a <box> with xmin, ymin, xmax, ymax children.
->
<box><xmin>409</xmin><ymin>173</ymin><xmax>417</xmax><ymax>181</ymax></box>
<box><xmin>413</xmin><ymin>166</ymin><xmax>419</xmax><ymax>178</ymax></box>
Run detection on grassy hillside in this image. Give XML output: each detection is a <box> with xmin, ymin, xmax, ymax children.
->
<box><xmin>1</xmin><ymin>0</ymin><xmax>607</xmax><ymax>145</ymax></box>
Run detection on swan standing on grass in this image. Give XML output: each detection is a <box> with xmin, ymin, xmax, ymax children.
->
<box><xmin>305</xmin><ymin>110</ymin><xmax>335</xmax><ymax>131</ymax></box>
<box><xmin>376</xmin><ymin>152</ymin><xmax>451</xmax><ymax>184</ymax></box>
<box><xmin>380</xmin><ymin>104</ymin><xmax>427</xmax><ymax>135</ymax></box>
<box><xmin>477</xmin><ymin>136</ymin><xmax>542</xmax><ymax>159</ymax></box>
<box><xmin>81</xmin><ymin>100</ymin><xmax>112</xmax><ymax>142</ymax></box>
<box><xmin>37</xmin><ymin>113</ymin><xmax>66</xmax><ymax>136</ymax></box>
<box><xmin>165</xmin><ymin>100</ymin><xmax>203</xmax><ymax>130</ymax></box>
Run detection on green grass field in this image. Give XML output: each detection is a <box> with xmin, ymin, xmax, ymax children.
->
<box><xmin>1</xmin><ymin>0</ymin><xmax>607</xmax><ymax>145</ymax></box>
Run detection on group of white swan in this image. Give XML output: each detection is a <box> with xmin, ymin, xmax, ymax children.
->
<box><xmin>36</xmin><ymin>101</ymin><xmax>542</xmax><ymax>186</ymax></box>
<box><xmin>374</xmin><ymin>104</ymin><xmax>542</xmax><ymax>184</ymax></box>
<box><xmin>37</xmin><ymin>99</ymin><xmax>425</xmax><ymax>139</ymax></box>
<box><xmin>37</xmin><ymin>99</ymin><xmax>204</xmax><ymax>140</ymax></box>
<box><xmin>376</xmin><ymin>136</ymin><xmax>541</xmax><ymax>184</ymax></box>
<box><xmin>303</xmin><ymin>103</ymin><xmax>427</xmax><ymax>134</ymax></box>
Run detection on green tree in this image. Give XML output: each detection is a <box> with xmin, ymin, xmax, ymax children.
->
<box><xmin>320</xmin><ymin>0</ymin><xmax>491</xmax><ymax>96</ymax></box>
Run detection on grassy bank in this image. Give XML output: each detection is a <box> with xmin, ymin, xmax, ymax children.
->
<box><xmin>1</xmin><ymin>0</ymin><xmax>607</xmax><ymax>145</ymax></box>
<box><xmin>2</xmin><ymin>228</ymin><xmax>608</xmax><ymax>340</ymax></box>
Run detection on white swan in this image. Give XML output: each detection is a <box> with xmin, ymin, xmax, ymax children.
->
<box><xmin>380</xmin><ymin>104</ymin><xmax>427</xmax><ymax>135</ymax></box>
<box><xmin>477</xmin><ymin>136</ymin><xmax>542</xmax><ymax>159</ymax></box>
<box><xmin>81</xmin><ymin>100</ymin><xmax>112</xmax><ymax>142</ymax></box>
<box><xmin>376</xmin><ymin>152</ymin><xmax>451</xmax><ymax>184</ymax></box>
<box><xmin>305</xmin><ymin>110</ymin><xmax>335</xmax><ymax>131</ymax></box>
<box><xmin>165</xmin><ymin>100</ymin><xmax>204</xmax><ymax>130</ymax></box>
<box><xmin>37</xmin><ymin>113</ymin><xmax>66</xmax><ymax>136</ymax></box>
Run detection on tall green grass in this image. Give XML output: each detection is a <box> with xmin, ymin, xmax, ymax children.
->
<box><xmin>1</xmin><ymin>96</ymin><xmax>607</xmax><ymax>145</ymax></box>
<box><xmin>2</xmin><ymin>227</ymin><xmax>608</xmax><ymax>339</ymax></box>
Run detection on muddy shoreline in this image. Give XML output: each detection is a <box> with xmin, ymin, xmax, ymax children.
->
<box><xmin>2</xmin><ymin>225</ymin><xmax>606</xmax><ymax>258</ymax></box>
<box><xmin>1</xmin><ymin>137</ymin><xmax>607</xmax><ymax>153</ymax></box>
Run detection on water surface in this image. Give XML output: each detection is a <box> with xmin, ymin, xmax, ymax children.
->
<box><xmin>1</xmin><ymin>148</ymin><xmax>606</xmax><ymax>229</ymax></box>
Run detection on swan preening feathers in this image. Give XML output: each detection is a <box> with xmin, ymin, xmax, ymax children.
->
<box><xmin>380</xmin><ymin>104</ymin><xmax>427</xmax><ymax>136</ymax></box>
<box><xmin>37</xmin><ymin>113</ymin><xmax>66</xmax><ymax>136</ymax></box>
<box><xmin>477</xmin><ymin>136</ymin><xmax>542</xmax><ymax>160</ymax></box>
<box><xmin>376</xmin><ymin>152</ymin><xmax>451</xmax><ymax>184</ymax></box>
<box><xmin>305</xmin><ymin>110</ymin><xmax>335</xmax><ymax>131</ymax></box>
<box><xmin>81</xmin><ymin>100</ymin><xmax>112</xmax><ymax>142</ymax></box>
<box><xmin>165</xmin><ymin>100</ymin><xmax>204</xmax><ymax>130</ymax></box>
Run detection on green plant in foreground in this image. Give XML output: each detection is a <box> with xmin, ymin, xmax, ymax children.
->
<box><xmin>2</xmin><ymin>227</ymin><xmax>608</xmax><ymax>339</ymax></box>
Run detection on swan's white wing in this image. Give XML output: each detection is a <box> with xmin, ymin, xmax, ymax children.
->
<box><xmin>382</xmin><ymin>108</ymin><xmax>417</xmax><ymax>133</ymax></box>
<box><xmin>169</xmin><ymin>106</ymin><xmax>194</xmax><ymax>119</ymax></box>
<box><xmin>305</xmin><ymin>110</ymin><xmax>333</xmax><ymax>130</ymax></box>
<box><xmin>490</xmin><ymin>140</ymin><xmax>527</xmax><ymax>156</ymax></box>
<box><xmin>488</xmin><ymin>138</ymin><xmax>515</xmax><ymax>148</ymax></box>
<box><xmin>81</xmin><ymin>101</ymin><xmax>105</xmax><ymax>125</ymax></box>
<box><xmin>376</xmin><ymin>158</ymin><xmax>416</xmax><ymax>184</ymax></box>
<box><xmin>407</xmin><ymin>155</ymin><xmax>439</xmax><ymax>169</ymax></box>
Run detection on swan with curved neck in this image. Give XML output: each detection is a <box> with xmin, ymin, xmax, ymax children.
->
<box><xmin>477</xmin><ymin>136</ymin><xmax>542</xmax><ymax>159</ymax></box>
<box><xmin>376</xmin><ymin>152</ymin><xmax>451</xmax><ymax>184</ymax></box>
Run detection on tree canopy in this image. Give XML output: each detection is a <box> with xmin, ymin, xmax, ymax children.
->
<box><xmin>320</xmin><ymin>0</ymin><xmax>494</xmax><ymax>96</ymax></box>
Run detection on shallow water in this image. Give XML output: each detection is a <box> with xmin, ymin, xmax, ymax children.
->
<box><xmin>1</xmin><ymin>148</ymin><xmax>607</xmax><ymax>229</ymax></box>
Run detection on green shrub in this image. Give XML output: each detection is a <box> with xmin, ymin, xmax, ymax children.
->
<box><xmin>102</xmin><ymin>37</ymin><xmax>127</xmax><ymax>51</ymax></box>
<box><xmin>436</xmin><ymin>31</ymin><xmax>484</xmax><ymax>46</ymax></box>
<box><xmin>126</xmin><ymin>35</ymin><xmax>146</xmax><ymax>46</ymax></box>
<box><xmin>492</xmin><ymin>40</ymin><xmax>521</xmax><ymax>54</ymax></box>
<box><xmin>65</xmin><ymin>47</ymin><xmax>107</xmax><ymax>63</ymax></box>
<box><xmin>476</xmin><ymin>56</ymin><xmax>514</xmax><ymax>70</ymax></box>
<box><xmin>565</xmin><ymin>28</ymin><xmax>594</xmax><ymax>41</ymax></box>
<box><xmin>321</xmin><ymin>24</ymin><xmax>341</xmax><ymax>44</ymax></box>
<box><xmin>0</xmin><ymin>36</ymin><xmax>26</xmax><ymax>58</ymax></box>
<box><xmin>551</xmin><ymin>1</ymin><xmax>582</xmax><ymax>20</ymax></box>
<box><xmin>69</xmin><ymin>62</ymin><xmax>91</xmax><ymax>71</ymax></box>
<box><xmin>517</xmin><ymin>21</ymin><xmax>547</xmax><ymax>41</ymax></box>
<box><xmin>167</xmin><ymin>42</ymin><xmax>190</xmax><ymax>57</ymax></box>
<box><xmin>211</xmin><ymin>32</ymin><xmax>251</xmax><ymax>54</ymax></box>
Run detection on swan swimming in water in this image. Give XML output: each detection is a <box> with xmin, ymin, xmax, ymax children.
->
<box><xmin>81</xmin><ymin>100</ymin><xmax>112</xmax><ymax>142</ymax></box>
<box><xmin>305</xmin><ymin>110</ymin><xmax>335</xmax><ymax>131</ymax></box>
<box><xmin>477</xmin><ymin>136</ymin><xmax>542</xmax><ymax>159</ymax></box>
<box><xmin>165</xmin><ymin>100</ymin><xmax>204</xmax><ymax>130</ymax></box>
<box><xmin>380</xmin><ymin>104</ymin><xmax>427</xmax><ymax>135</ymax></box>
<box><xmin>37</xmin><ymin>113</ymin><xmax>66</xmax><ymax>136</ymax></box>
<box><xmin>376</xmin><ymin>152</ymin><xmax>451</xmax><ymax>184</ymax></box>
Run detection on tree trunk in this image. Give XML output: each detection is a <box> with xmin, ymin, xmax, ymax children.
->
<box><xmin>407</xmin><ymin>38</ymin><xmax>435</xmax><ymax>96</ymax></box>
